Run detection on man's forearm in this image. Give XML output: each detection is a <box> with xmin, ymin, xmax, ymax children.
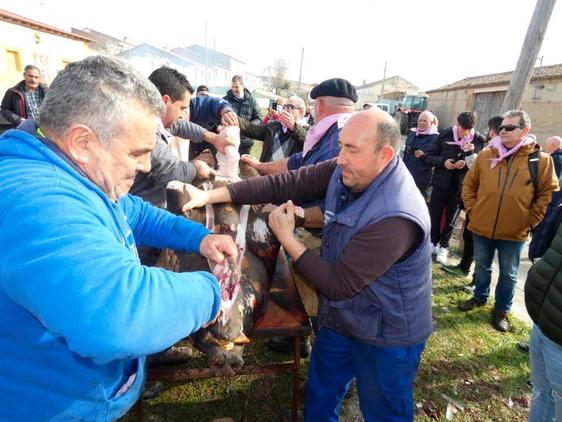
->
<box><xmin>171</xmin><ymin>120</ymin><xmax>205</xmax><ymax>143</ymax></box>
<box><xmin>203</xmin><ymin>130</ymin><xmax>218</xmax><ymax>145</ymax></box>
<box><xmin>208</xmin><ymin>186</ymin><xmax>232</xmax><ymax>204</ymax></box>
<box><xmin>277</xmin><ymin>233</ymin><xmax>307</xmax><ymax>262</ymax></box>
<box><xmin>257</xmin><ymin>158</ymin><xmax>289</xmax><ymax>175</ymax></box>
<box><xmin>0</xmin><ymin>108</ymin><xmax>22</xmax><ymax>125</ymax></box>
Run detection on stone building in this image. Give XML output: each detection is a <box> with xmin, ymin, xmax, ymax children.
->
<box><xmin>427</xmin><ymin>64</ymin><xmax>562</xmax><ymax>142</ymax></box>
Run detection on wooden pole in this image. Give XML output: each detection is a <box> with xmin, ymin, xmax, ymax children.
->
<box><xmin>297</xmin><ymin>47</ymin><xmax>304</xmax><ymax>96</ymax></box>
<box><xmin>500</xmin><ymin>0</ymin><xmax>557</xmax><ymax>112</ymax></box>
<box><xmin>379</xmin><ymin>61</ymin><xmax>387</xmax><ymax>102</ymax></box>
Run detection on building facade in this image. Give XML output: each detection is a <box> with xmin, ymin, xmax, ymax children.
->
<box><xmin>356</xmin><ymin>75</ymin><xmax>420</xmax><ymax>110</ymax></box>
<box><xmin>0</xmin><ymin>9</ymin><xmax>92</xmax><ymax>129</ymax></box>
<box><xmin>427</xmin><ymin>64</ymin><xmax>562</xmax><ymax>142</ymax></box>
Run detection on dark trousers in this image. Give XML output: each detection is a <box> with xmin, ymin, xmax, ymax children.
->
<box><xmin>459</xmin><ymin>215</ymin><xmax>474</xmax><ymax>270</ymax></box>
<box><xmin>429</xmin><ymin>187</ymin><xmax>460</xmax><ymax>248</ymax></box>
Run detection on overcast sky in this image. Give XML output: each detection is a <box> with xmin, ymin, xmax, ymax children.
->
<box><xmin>3</xmin><ymin>0</ymin><xmax>562</xmax><ymax>90</ymax></box>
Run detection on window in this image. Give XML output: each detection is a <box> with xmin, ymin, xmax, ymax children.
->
<box><xmin>6</xmin><ymin>50</ymin><xmax>21</xmax><ymax>72</ymax></box>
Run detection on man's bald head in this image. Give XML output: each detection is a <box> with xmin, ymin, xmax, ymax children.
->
<box><xmin>337</xmin><ymin>110</ymin><xmax>400</xmax><ymax>191</ymax></box>
<box><xmin>545</xmin><ymin>136</ymin><xmax>562</xmax><ymax>154</ymax></box>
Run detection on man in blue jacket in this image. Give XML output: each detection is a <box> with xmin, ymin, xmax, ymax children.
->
<box><xmin>0</xmin><ymin>56</ymin><xmax>237</xmax><ymax>421</ymax></box>
<box><xmin>545</xmin><ymin>135</ymin><xmax>562</xmax><ymax>180</ymax></box>
<box><xmin>182</xmin><ymin>109</ymin><xmax>433</xmax><ymax>421</ymax></box>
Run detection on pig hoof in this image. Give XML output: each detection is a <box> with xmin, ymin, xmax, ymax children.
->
<box><xmin>227</xmin><ymin>354</ymin><xmax>244</xmax><ymax>371</ymax></box>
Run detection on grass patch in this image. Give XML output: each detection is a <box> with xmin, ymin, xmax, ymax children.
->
<box><xmin>122</xmin><ymin>264</ymin><xmax>531</xmax><ymax>421</ymax></box>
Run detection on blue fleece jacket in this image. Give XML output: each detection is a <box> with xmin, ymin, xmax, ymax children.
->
<box><xmin>0</xmin><ymin>128</ymin><xmax>221</xmax><ymax>421</ymax></box>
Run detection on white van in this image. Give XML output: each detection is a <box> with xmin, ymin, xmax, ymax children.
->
<box><xmin>373</xmin><ymin>103</ymin><xmax>390</xmax><ymax>113</ymax></box>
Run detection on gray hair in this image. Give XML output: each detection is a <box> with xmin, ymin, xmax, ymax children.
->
<box><xmin>375</xmin><ymin>119</ymin><xmax>401</xmax><ymax>156</ymax></box>
<box><xmin>546</xmin><ymin>136</ymin><xmax>562</xmax><ymax>147</ymax></box>
<box><xmin>232</xmin><ymin>74</ymin><xmax>244</xmax><ymax>84</ymax></box>
<box><xmin>503</xmin><ymin>110</ymin><xmax>532</xmax><ymax>129</ymax></box>
<box><xmin>24</xmin><ymin>64</ymin><xmax>40</xmax><ymax>74</ymax></box>
<box><xmin>39</xmin><ymin>56</ymin><xmax>164</xmax><ymax>145</ymax></box>
<box><xmin>287</xmin><ymin>95</ymin><xmax>305</xmax><ymax>109</ymax></box>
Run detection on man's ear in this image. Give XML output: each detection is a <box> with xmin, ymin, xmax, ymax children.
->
<box><xmin>315</xmin><ymin>98</ymin><xmax>324</xmax><ymax>117</ymax></box>
<box><xmin>65</xmin><ymin>123</ymin><xmax>97</xmax><ymax>164</ymax></box>
<box><xmin>522</xmin><ymin>126</ymin><xmax>531</xmax><ymax>138</ymax></box>
<box><xmin>382</xmin><ymin>144</ymin><xmax>395</xmax><ymax>163</ymax></box>
<box><xmin>162</xmin><ymin>94</ymin><xmax>172</xmax><ymax>106</ymax></box>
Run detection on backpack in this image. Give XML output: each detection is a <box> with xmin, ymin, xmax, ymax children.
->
<box><xmin>529</xmin><ymin>190</ymin><xmax>562</xmax><ymax>262</ymax></box>
<box><xmin>528</xmin><ymin>150</ymin><xmax>540</xmax><ymax>203</ymax></box>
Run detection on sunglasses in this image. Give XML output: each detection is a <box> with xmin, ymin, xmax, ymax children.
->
<box><xmin>283</xmin><ymin>104</ymin><xmax>303</xmax><ymax>110</ymax></box>
<box><xmin>498</xmin><ymin>124</ymin><xmax>523</xmax><ymax>132</ymax></box>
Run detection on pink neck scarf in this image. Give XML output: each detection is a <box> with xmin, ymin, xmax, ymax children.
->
<box><xmin>446</xmin><ymin>125</ymin><xmax>475</xmax><ymax>147</ymax></box>
<box><xmin>303</xmin><ymin>113</ymin><xmax>353</xmax><ymax>157</ymax></box>
<box><xmin>488</xmin><ymin>135</ymin><xmax>536</xmax><ymax>168</ymax></box>
<box><xmin>411</xmin><ymin>125</ymin><xmax>439</xmax><ymax>136</ymax></box>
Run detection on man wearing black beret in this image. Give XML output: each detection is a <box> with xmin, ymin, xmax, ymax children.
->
<box><xmin>240</xmin><ymin>77</ymin><xmax>357</xmax><ymax>177</ymax></box>
<box><xmin>236</xmin><ymin>77</ymin><xmax>357</xmax><ymax>355</ymax></box>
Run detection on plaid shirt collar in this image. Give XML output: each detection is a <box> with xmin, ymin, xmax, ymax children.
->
<box><xmin>24</xmin><ymin>89</ymin><xmax>42</xmax><ymax>120</ymax></box>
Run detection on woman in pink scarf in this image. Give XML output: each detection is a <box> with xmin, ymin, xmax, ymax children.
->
<box><xmin>402</xmin><ymin>110</ymin><xmax>439</xmax><ymax>201</ymax></box>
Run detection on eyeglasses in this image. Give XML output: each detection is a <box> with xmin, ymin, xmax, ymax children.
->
<box><xmin>498</xmin><ymin>124</ymin><xmax>523</xmax><ymax>132</ymax></box>
<box><xmin>283</xmin><ymin>104</ymin><xmax>303</xmax><ymax>110</ymax></box>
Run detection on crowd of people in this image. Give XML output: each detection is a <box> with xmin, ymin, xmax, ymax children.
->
<box><xmin>0</xmin><ymin>56</ymin><xmax>561</xmax><ymax>422</ymax></box>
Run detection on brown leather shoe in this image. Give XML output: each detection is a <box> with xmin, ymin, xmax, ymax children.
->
<box><xmin>458</xmin><ymin>297</ymin><xmax>486</xmax><ymax>312</ymax></box>
<box><xmin>492</xmin><ymin>310</ymin><xmax>510</xmax><ymax>332</ymax></box>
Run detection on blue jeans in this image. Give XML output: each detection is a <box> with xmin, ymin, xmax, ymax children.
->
<box><xmin>529</xmin><ymin>325</ymin><xmax>562</xmax><ymax>422</ymax></box>
<box><xmin>472</xmin><ymin>234</ymin><xmax>525</xmax><ymax>311</ymax></box>
<box><xmin>304</xmin><ymin>327</ymin><xmax>425</xmax><ymax>422</ymax></box>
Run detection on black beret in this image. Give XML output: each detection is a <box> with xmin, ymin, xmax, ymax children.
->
<box><xmin>310</xmin><ymin>78</ymin><xmax>358</xmax><ymax>103</ymax></box>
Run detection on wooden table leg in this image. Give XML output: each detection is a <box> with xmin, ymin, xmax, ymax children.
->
<box><xmin>292</xmin><ymin>335</ymin><xmax>301</xmax><ymax>422</ymax></box>
<box><xmin>135</xmin><ymin>397</ymin><xmax>144</xmax><ymax>422</ymax></box>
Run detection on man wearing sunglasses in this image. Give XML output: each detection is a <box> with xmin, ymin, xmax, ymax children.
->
<box><xmin>237</xmin><ymin>95</ymin><xmax>309</xmax><ymax>163</ymax></box>
<box><xmin>459</xmin><ymin>110</ymin><xmax>558</xmax><ymax>332</ymax></box>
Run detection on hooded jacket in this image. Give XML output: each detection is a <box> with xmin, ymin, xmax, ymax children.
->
<box><xmin>525</xmin><ymin>219</ymin><xmax>562</xmax><ymax>346</ymax></box>
<box><xmin>0</xmin><ymin>128</ymin><xmax>221</xmax><ymax>420</ymax></box>
<box><xmin>462</xmin><ymin>143</ymin><xmax>558</xmax><ymax>241</ymax></box>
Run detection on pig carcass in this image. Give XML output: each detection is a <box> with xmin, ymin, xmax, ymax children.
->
<box><xmin>161</xmin><ymin>127</ymin><xmax>281</xmax><ymax>375</ymax></box>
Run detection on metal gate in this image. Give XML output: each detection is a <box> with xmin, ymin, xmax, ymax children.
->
<box><xmin>472</xmin><ymin>91</ymin><xmax>506</xmax><ymax>134</ymax></box>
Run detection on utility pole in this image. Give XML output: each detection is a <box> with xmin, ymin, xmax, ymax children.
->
<box><xmin>204</xmin><ymin>21</ymin><xmax>208</xmax><ymax>86</ymax></box>
<box><xmin>297</xmin><ymin>47</ymin><xmax>304</xmax><ymax>96</ymax></box>
<box><xmin>379</xmin><ymin>60</ymin><xmax>387</xmax><ymax>102</ymax></box>
<box><xmin>500</xmin><ymin>0</ymin><xmax>556</xmax><ymax>112</ymax></box>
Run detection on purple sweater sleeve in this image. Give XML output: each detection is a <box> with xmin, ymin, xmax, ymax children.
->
<box><xmin>295</xmin><ymin>217</ymin><xmax>419</xmax><ymax>300</ymax></box>
<box><xmin>227</xmin><ymin>159</ymin><xmax>337</xmax><ymax>205</ymax></box>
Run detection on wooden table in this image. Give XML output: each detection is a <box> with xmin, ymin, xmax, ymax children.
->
<box><xmin>135</xmin><ymin>250</ymin><xmax>312</xmax><ymax>421</ymax></box>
